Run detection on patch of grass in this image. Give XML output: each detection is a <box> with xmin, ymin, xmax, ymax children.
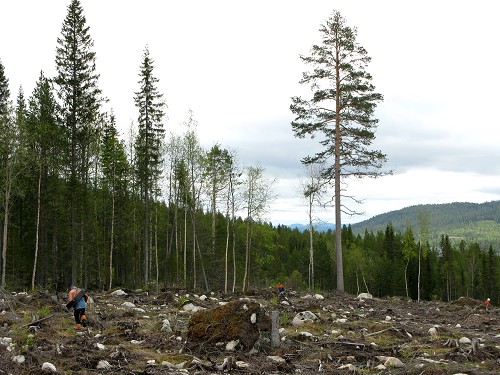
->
<box><xmin>37</xmin><ymin>304</ymin><xmax>51</xmax><ymax>318</ymax></box>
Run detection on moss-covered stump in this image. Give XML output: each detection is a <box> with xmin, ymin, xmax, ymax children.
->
<box><xmin>186</xmin><ymin>300</ymin><xmax>271</xmax><ymax>353</ymax></box>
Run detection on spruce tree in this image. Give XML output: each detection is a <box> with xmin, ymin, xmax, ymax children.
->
<box><xmin>0</xmin><ymin>59</ymin><xmax>10</xmax><ymax>116</ymax></box>
<box><xmin>134</xmin><ymin>46</ymin><xmax>165</xmax><ymax>285</ymax></box>
<box><xmin>54</xmin><ymin>0</ymin><xmax>102</xmax><ymax>284</ymax></box>
<box><xmin>101</xmin><ymin>112</ymin><xmax>128</xmax><ymax>289</ymax></box>
<box><xmin>291</xmin><ymin>10</ymin><xmax>389</xmax><ymax>292</ymax></box>
<box><xmin>25</xmin><ymin>71</ymin><xmax>63</xmax><ymax>289</ymax></box>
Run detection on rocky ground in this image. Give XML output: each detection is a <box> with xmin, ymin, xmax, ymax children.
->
<box><xmin>0</xmin><ymin>287</ymin><xmax>498</xmax><ymax>374</ymax></box>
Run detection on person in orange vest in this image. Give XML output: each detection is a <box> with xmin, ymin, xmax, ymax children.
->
<box><xmin>277</xmin><ymin>283</ymin><xmax>285</xmax><ymax>296</ymax></box>
<box><xmin>485</xmin><ymin>297</ymin><xmax>491</xmax><ymax>310</ymax></box>
<box><xmin>67</xmin><ymin>284</ymin><xmax>89</xmax><ymax>329</ymax></box>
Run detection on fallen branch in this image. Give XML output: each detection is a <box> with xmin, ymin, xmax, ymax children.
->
<box><xmin>23</xmin><ymin>314</ymin><xmax>54</xmax><ymax>327</ymax></box>
<box><xmin>365</xmin><ymin>327</ymin><xmax>398</xmax><ymax>337</ymax></box>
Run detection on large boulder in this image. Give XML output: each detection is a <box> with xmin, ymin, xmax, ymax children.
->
<box><xmin>186</xmin><ymin>300</ymin><xmax>270</xmax><ymax>352</ymax></box>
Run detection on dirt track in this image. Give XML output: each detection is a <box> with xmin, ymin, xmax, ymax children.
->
<box><xmin>0</xmin><ymin>289</ymin><xmax>498</xmax><ymax>374</ymax></box>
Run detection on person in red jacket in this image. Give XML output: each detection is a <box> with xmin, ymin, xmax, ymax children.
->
<box><xmin>485</xmin><ymin>297</ymin><xmax>491</xmax><ymax>310</ymax></box>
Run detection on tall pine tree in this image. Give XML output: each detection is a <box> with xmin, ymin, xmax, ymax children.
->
<box><xmin>54</xmin><ymin>0</ymin><xmax>102</xmax><ymax>284</ymax></box>
<box><xmin>291</xmin><ymin>10</ymin><xmax>389</xmax><ymax>292</ymax></box>
<box><xmin>134</xmin><ymin>46</ymin><xmax>166</xmax><ymax>285</ymax></box>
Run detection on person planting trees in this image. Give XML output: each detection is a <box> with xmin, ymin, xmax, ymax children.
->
<box><xmin>67</xmin><ymin>284</ymin><xmax>88</xmax><ymax>329</ymax></box>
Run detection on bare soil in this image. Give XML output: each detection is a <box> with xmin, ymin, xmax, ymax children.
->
<box><xmin>0</xmin><ymin>288</ymin><xmax>498</xmax><ymax>374</ymax></box>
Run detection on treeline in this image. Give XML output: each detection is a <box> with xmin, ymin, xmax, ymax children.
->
<box><xmin>352</xmin><ymin>201</ymin><xmax>500</xmax><ymax>250</ymax></box>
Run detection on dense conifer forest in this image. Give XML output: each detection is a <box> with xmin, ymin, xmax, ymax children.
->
<box><xmin>0</xmin><ymin>1</ymin><xmax>498</xmax><ymax>306</ymax></box>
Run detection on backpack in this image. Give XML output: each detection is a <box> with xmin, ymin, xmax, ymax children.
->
<box><xmin>66</xmin><ymin>288</ymin><xmax>87</xmax><ymax>309</ymax></box>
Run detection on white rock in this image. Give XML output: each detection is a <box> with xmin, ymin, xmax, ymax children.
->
<box><xmin>242</xmin><ymin>304</ymin><xmax>249</xmax><ymax>310</ymax></box>
<box><xmin>147</xmin><ymin>359</ymin><xmax>156</xmax><ymax>365</ymax></box>
<box><xmin>314</xmin><ymin>293</ymin><xmax>325</xmax><ymax>300</ymax></box>
<box><xmin>428</xmin><ymin>327</ymin><xmax>438</xmax><ymax>336</ymax></box>
<box><xmin>267</xmin><ymin>355</ymin><xmax>286</xmax><ymax>363</ymax></box>
<box><xmin>42</xmin><ymin>362</ymin><xmax>57</xmax><ymax>372</ymax></box>
<box><xmin>455</xmin><ymin>323</ymin><xmax>461</xmax><ymax>328</ymax></box>
<box><xmin>250</xmin><ymin>313</ymin><xmax>257</xmax><ymax>324</ymax></box>
<box><xmin>0</xmin><ymin>337</ymin><xmax>13</xmax><ymax>346</ymax></box>
<box><xmin>130</xmin><ymin>340</ymin><xmax>144</xmax><ymax>345</ymax></box>
<box><xmin>381</xmin><ymin>356</ymin><xmax>404</xmax><ymax>368</ymax></box>
<box><xmin>236</xmin><ymin>360</ymin><xmax>249</xmax><ymax>368</ymax></box>
<box><xmin>375</xmin><ymin>364</ymin><xmax>387</xmax><ymax>370</ymax></box>
<box><xmin>385</xmin><ymin>315</ymin><xmax>392</xmax><ymax>321</ymax></box>
<box><xmin>226</xmin><ymin>339</ymin><xmax>239</xmax><ymax>351</ymax></box>
<box><xmin>122</xmin><ymin>301</ymin><xmax>135</xmax><ymax>308</ymax></box>
<box><xmin>335</xmin><ymin>318</ymin><xmax>347</xmax><ymax>323</ymax></box>
<box><xmin>199</xmin><ymin>294</ymin><xmax>207</xmax><ymax>301</ymax></box>
<box><xmin>459</xmin><ymin>337</ymin><xmax>471</xmax><ymax>344</ymax></box>
<box><xmin>133</xmin><ymin>307</ymin><xmax>146</xmax><ymax>313</ymax></box>
<box><xmin>331</xmin><ymin>330</ymin><xmax>340</xmax><ymax>335</ymax></box>
<box><xmin>300</xmin><ymin>331</ymin><xmax>313</xmax><ymax>337</ymax></box>
<box><xmin>95</xmin><ymin>343</ymin><xmax>106</xmax><ymax>350</ymax></box>
<box><xmin>182</xmin><ymin>302</ymin><xmax>204</xmax><ymax>312</ymax></box>
<box><xmin>292</xmin><ymin>311</ymin><xmax>318</xmax><ymax>327</ymax></box>
<box><xmin>97</xmin><ymin>360</ymin><xmax>112</xmax><ymax>370</ymax></box>
<box><xmin>161</xmin><ymin>319</ymin><xmax>172</xmax><ymax>332</ymax></box>
<box><xmin>111</xmin><ymin>289</ymin><xmax>127</xmax><ymax>296</ymax></box>
<box><xmin>12</xmin><ymin>355</ymin><xmax>25</xmax><ymax>364</ymax></box>
<box><xmin>357</xmin><ymin>293</ymin><xmax>373</xmax><ymax>300</ymax></box>
<box><xmin>281</xmin><ymin>300</ymin><xmax>290</xmax><ymax>305</ymax></box>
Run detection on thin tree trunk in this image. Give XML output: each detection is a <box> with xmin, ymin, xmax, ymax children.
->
<box><xmin>183</xmin><ymin>195</ymin><xmax>187</xmax><ymax>288</ymax></box>
<box><xmin>308</xmin><ymin>194</ymin><xmax>314</xmax><ymax>292</ymax></box>
<box><xmin>32</xmin><ymin>167</ymin><xmax>42</xmax><ymax>290</ymax></box>
<box><xmin>108</xmin><ymin>186</ymin><xmax>115</xmax><ymax>290</ymax></box>
<box><xmin>404</xmin><ymin>259</ymin><xmax>410</xmax><ymax>298</ymax></box>
<box><xmin>155</xmin><ymin>203</ymin><xmax>159</xmax><ymax>293</ymax></box>
<box><xmin>417</xmin><ymin>245</ymin><xmax>421</xmax><ymax>301</ymax></box>
<box><xmin>231</xmin><ymin>180</ymin><xmax>236</xmax><ymax>293</ymax></box>
<box><xmin>195</xmin><ymin>237</ymin><xmax>209</xmax><ymax>291</ymax></box>
<box><xmin>1</xmin><ymin>169</ymin><xmax>12</xmax><ymax>288</ymax></box>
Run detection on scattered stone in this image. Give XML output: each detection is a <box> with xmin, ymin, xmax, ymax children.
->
<box><xmin>268</xmin><ymin>355</ymin><xmax>286</xmax><ymax>363</ymax></box>
<box><xmin>96</xmin><ymin>360</ymin><xmax>112</xmax><ymax>370</ymax></box>
<box><xmin>42</xmin><ymin>362</ymin><xmax>57</xmax><ymax>373</ymax></box>
<box><xmin>12</xmin><ymin>355</ymin><xmax>25</xmax><ymax>364</ymax></box>
<box><xmin>292</xmin><ymin>311</ymin><xmax>318</xmax><ymax>327</ymax></box>
<box><xmin>375</xmin><ymin>364</ymin><xmax>387</xmax><ymax>370</ymax></box>
<box><xmin>314</xmin><ymin>293</ymin><xmax>324</xmax><ymax>300</ymax></box>
<box><xmin>357</xmin><ymin>293</ymin><xmax>372</xmax><ymax>300</ymax></box>
<box><xmin>300</xmin><ymin>331</ymin><xmax>313</xmax><ymax>337</ymax></box>
<box><xmin>226</xmin><ymin>339</ymin><xmax>239</xmax><ymax>351</ymax></box>
<box><xmin>122</xmin><ymin>301</ymin><xmax>135</xmax><ymax>308</ymax></box>
<box><xmin>459</xmin><ymin>337</ymin><xmax>471</xmax><ymax>344</ymax></box>
<box><xmin>428</xmin><ymin>327</ymin><xmax>438</xmax><ymax>336</ymax></box>
<box><xmin>95</xmin><ymin>343</ymin><xmax>106</xmax><ymax>350</ymax></box>
<box><xmin>111</xmin><ymin>289</ymin><xmax>127</xmax><ymax>296</ymax></box>
<box><xmin>385</xmin><ymin>315</ymin><xmax>392</xmax><ymax>321</ymax></box>
<box><xmin>130</xmin><ymin>340</ymin><xmax>144</xmax><ymax>345</ymax></box>
<box><xmin>161</xmin><ymin>319</ymin><xmax>172</xmax><ymax>332</ymax></box>
<box><xmin>0</xmin><ymin>337</ymin><xmax>13</xmax><ymax>346</ymax></box>
<box><xmin>251</xmin><ymin>312</ymin><xmax>257</xmax><ymax>324</ymax></box>
<box><xmin>378</xmin><ymin>356</ymin><xmax>404</xmax><ymax>368</ymax></box>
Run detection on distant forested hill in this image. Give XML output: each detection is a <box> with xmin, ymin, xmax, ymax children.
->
<box><xmin>350</xmin><ymin>200</ymin><xmax>500</xmax><ymax>250</ymax></box>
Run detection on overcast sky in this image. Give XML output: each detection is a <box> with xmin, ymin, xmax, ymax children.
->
<box><xmin>1</xmin><ymin>0</ymin><xmax>499</xmax><ymax>225</ymax></box>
